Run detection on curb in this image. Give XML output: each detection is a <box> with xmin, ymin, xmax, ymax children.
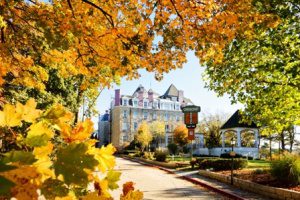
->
<box><xmin>121</xmin><ymin>156</ymin><xmax>246</xmax><ymax>200</ymax></box>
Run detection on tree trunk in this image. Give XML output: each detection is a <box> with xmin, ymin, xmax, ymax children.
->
<box><xmin>280</xmin><ymin>131</ymin><xmax>285</xmax><ymax>152</ymax></box>
<box><xmin>269</xmin><ymin>137</ymin><xmax>272</xmax><ymax>160</ymax></box>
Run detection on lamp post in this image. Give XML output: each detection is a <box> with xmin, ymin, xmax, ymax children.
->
<box><xmin>230</xmin><ymin>138</ymin><xmax>235</xmax><ymax>185</ymax></box>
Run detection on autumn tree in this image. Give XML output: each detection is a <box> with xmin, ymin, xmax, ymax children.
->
<box><xmin>0</xmin><ymin>0</ymin><xmax>283</xmax><ymax>199</ymax></box>
<box><xmin>173</xmin><ymin>125</ymin><xmax>189</xmax><ymax>150</ymax></box>
<box><xmin>136</xmin><ymin>121</ymin><xmax>153</xmax><ymax>152</ymax></box>
<box><xmin>149</xmin><ymin>121</ymin><xmax>165</xmax><ymax>148</ymax></box>
<box><xmin>203</xmin><ymin>0</ymin><xmax>300</xmax><ymax>138</ymax></box>
<box><xmin>197</xmin><ymin>112</ymin><xmax>229</xmax><ymax>148</ymax></box>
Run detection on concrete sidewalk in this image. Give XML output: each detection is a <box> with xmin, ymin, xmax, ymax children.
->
<box><xmin>171</xmin><ymin>170</ymin><xmax>271</xmax><ymax>200</ymax></box>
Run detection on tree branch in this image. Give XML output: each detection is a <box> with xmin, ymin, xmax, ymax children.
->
<box><xmin>82</xmin><ymin>0</ymin><xmax>114</xmax><ymax>27</ymax></box>
<box><xmin>67</xmin><ymin>0</ymin><xmax>75</xmax><ymax>17</ymax></box>
<box><xmin>170</xmin><ymin>0</ymin><xmax>184</xmax><ymax>24</ymax></box>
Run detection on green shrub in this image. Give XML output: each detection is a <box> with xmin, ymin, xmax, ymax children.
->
<box><xmin>143</xmin><ymin>152</ymin><xmax>154</xmax><ymax>160</ymax></box>
<box><xmin>154</xmin><ymin>151</ymin><xmax>167</xmax><ymax>162</ymax></box>
<box><xmin>270</xmin><ymin>153</ymin><xmax>300</xmax><ymax>185</ymax></box>
<box><xmin>253</xmin><ymin>168</ymin><xmax>268</xmax><ymax>175</ymax></box>
<box><xmin>199</xmin><ymin>158</ymin><xmax>247</xmax><ymax>171</ymax></box>
<box><xmin>167</xmin><ymin>143</ymin><xmax>178</xmax><ymax>155</ymax></box>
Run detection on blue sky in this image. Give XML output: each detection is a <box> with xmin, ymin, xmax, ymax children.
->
<box><xmin>93</xmin><ymin>51</ymin><xmax>243</xmax><ymax>124</ymax></box>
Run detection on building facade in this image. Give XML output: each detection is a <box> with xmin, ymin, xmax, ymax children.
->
<box><xmin>110</xmin><ymin>84</ymin><xmax>193</xmax><ymax>148</ymax></box>
<box><xmin>97</xmin><ymin>111</ymin><xmax>111</xmax><ymax>146</ymax></box>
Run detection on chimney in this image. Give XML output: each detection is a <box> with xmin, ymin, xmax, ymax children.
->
<box><xmin>148</xmin><ymin>89</ymin><xmax>154</xmax><ymax>102</ymax></box>
<box><xmin>178</xmin><ymin>90</ymin><xmax>184</xmax><ymax>103</ymax></box>
<box><xmin>114</xmin><ymin>89</ymin><xmax>120</xmax><ymax>106</ymax></box>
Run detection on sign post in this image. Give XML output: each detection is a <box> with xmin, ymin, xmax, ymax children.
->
<box><xmin>181</xmin><ymin>105</ymin><xmax>201</xmax><ymax>161</ymax></box>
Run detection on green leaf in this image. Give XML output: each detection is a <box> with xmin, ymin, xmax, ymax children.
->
<box><xmin>0</xmin><ymin>161</ymin><xmax>17</xmax><ymax>172</ymax></box>
<box><xmin>0</xmin><ymin>175</ymin><xmax>15</xmax><ymax>196</ymax></box>
<box><xmin>25</xmin><ymin>134</ymin><xmax>50</xmax><ymax>147</ymax></box>
<box><xmin>54</xmin><ymin>143</ymin><xmax>98</xmax><ymax>186</ymax></box>
<box><xmin>106</xmin><ymin>170</ymin><xmax>121</xmax><ymax>190</ymax></box>
<box><xmin>2</xmin><ymin>151</ymin><xmax>37</xmax><ymax>165</ymax></box>
<box><xmin>41</xmin><ymin>178</ymin><xmax>69</xmax><ymax>200</ymax></box>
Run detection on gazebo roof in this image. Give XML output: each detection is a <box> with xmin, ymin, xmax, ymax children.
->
<box><xmin>221</xmin><ymin>110</ymin><xmax>258</xmax><ymax>129</ymax></box>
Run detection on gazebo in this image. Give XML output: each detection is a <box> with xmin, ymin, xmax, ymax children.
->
<box><xmin>220</xmin><ymin>110</ymin><xmax>259</xmax><ymax>158</ymax></box>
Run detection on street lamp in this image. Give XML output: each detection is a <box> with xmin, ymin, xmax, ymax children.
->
<box><xmin>230</xmin><ymin>138</ymin><xmax>236</xmax><ymax>185</ymax></box>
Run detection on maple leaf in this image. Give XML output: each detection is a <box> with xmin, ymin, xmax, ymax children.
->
<box><xmin>41</xmin><ymin>178</ymin><xmax>69</xmax><ymax>199</ymax></box>
<box><xmin>0</xmin><ymin>104</ymin><xmax>22</xmax><ymax>127</ymax></box>
<box><xmin>105</xmin><ymin>170</ymin><xmax>121</xmax><ymax>190</ymax></box>
<box><xmin>88</xmin><ymin>144</ymin><xmax>116</xmax><ymax>173</ymax></box>
<box><xmin>93</xmin><ymin>178</ymin><xmax>112</xmax><ymax>199</ymax></box>
<box><xmin>61</xmin><ymin>119</ymin><xmax>94</xmax><ymax>143</ymax></box>
<box><xmin>0</xmin><ymin>165</ymin><xmax>41</xmax><ymax>200</ymax></box>
<box><xmin>54</xmin><ymin>143</ymin><xmax>98</xmax><ymax>186</ymax></box>
<box><xmin>120</xmin><ymin>182</ymin><xmax>143</xmax><ymax>200</ymax></box>
<box><xmin>0</xmin><ymin>175</ymin><xmax>15</xmax><ymax>197</ymax></box>
<box><xmin>16</xmin><ymin>98</ymin><xmax>41</xmax><ymax>123</ymax></box>
<box><xmin>44</xmin><ymin>104</ymin><xmax>73</xmax><ymax>129</ymax></box>
<box><xmin>3</xmin><ymin>151</ymin><xmax>37</xmax><ymax>165</ymax></box>
<box><xmin>25</xmin><ymin>121</ymin><xmax>54</xmax><ymax>147</ymax></box>
<box><xmin>33</xmin><ymin>142</ymin><xmax>55</xmax><ymax>181</ymax></box>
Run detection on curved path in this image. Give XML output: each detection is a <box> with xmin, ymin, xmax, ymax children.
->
<box><xmin>111</xmin><ymin>157</ymin><xmax>224</xmax><ymax>200</ymax></box>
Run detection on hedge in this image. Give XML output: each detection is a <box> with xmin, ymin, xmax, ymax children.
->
<box><xmin>198</xmin><ymin>158</ymin><xmax>248</xmax><ymax>171</ymax></box>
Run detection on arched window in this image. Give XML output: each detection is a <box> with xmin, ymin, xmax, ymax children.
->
<box><xmin>241</xmin><ymin>130</ymin><xmax>255</xmax><ymax>147</ymax></box>
<box><xmin>224</xmin><ymin>131</ymin><xmax>237</xmax><ymax>147</ymax></box>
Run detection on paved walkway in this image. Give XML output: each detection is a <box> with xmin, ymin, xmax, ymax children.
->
<box><xmin>111</xmin><ymin>157</ymin><xmax>225</xmax><ymax>200</ymax></box>
<box><xmin>172</xmin><ymin>170</ymin><xmax>271</xmax><ymax>200</ymax></box>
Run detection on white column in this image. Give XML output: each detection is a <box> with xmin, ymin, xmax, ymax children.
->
<box><xmin>221</xmin><ymin>131</ymin><xmax>225</xmax><ymax>148</ymax></box>
<box><xmin>254</xmin><ymin>129</ymin><xmax>259</xmax><ymax>148</ymax></box>
<box><xmin>237</xmin><ymin>129</ymin><xmax>241</xmax><ymax>147</ymax></box>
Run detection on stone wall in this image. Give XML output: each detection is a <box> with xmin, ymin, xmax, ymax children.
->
<box><xmin>198</xmin><ymin>170</ymin><xmax>300</xmax><ymax>200</ymax></box>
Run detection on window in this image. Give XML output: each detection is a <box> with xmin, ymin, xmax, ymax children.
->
<box><xmin>176</xmin><ymin>115</ymin><xmax>180</xmax><ymax>121</ymax></box>
<box><xmin>160</xmin><ymin>103</ymin><xmax>164</xmax><ymax>110</ymax></box>
<box><xmin>153</xmin><ymin>112</ymin><xmax>157</xmax><ymax>120</ymax></box>
<box><xmin>143</xmin><ymin>111</ymin><xmax>148</xmax><ymax>120</ymax></box>
<box><xmin>143</xmin><ymin>101</ymin><xmax>148</xmax><ymax>108</ymax></box>
<box><xmin>165</xmin><ymin>124</ymin><xmax>169</xmax><ymax>132</ymax></box>
<box><xmin>122</xmin><ymin>135</ymin><xmax>128</xmax><ymax>142</ymax></box>
<box><xmin>175</xmin><ymin>104</ymin><xmax>180</xmax><ymax>110</ymax></box>
<box><xmin>172</xmin><ymin>97</ymin><xmax>177</xmax><ymax>101</ymax></box>
<box><xmin>164</xmin><ymin>113</ymin><xmax>169</xmax><ymax>121</ymax></box>
<box><xmin>133</xmin><ymin>100</ymin><xmax>138</xmax><ymax>107</ymax></box>
<box><xmin>133</xmin><ymin>110</ymin><xmax>138</xmax><ymax>118</ymax></box>
<box><xmin>123</xmin><ymin>110</ymin><xmax>128</xmax><ymax>118</ymax></box>
<box><xmin>123</xmin><ymin>99</ymin><xmax>128</xmax><ymax>106</ymax></box>
<box><xmin>133</xmin><ymin>122</ymin><xmax>138</xmax><ymax>131</ymax></box>
<box><xmin>122</xmin><ymin>122</ymin><xmax>128</xmax><ymax>131</ymax></box>
<box><xmin>153</xmin><ymin>101</ymin><xmax>158</xmax><ymax>109</ymax></box>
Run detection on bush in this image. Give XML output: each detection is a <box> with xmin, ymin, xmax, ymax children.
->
<box><xmin>247</xmin><ymin>156</ymin><xmax>253</xmax><ymax>160</ymax></box>
<box><xmin>167</xmin><ymin>143</ymin><xmax>178</xmax><ymax>155</ymax></box>
<box><xmin>270</xmin><ymin>153</ymin><xmax>300</xmax><ymax>185</ymax></box>
<box><xmin>198</xmin><ymin>158</ymin><xmax>247</xmax><ymax>171</ymax></box>
<box><xmin>182</xmin><ymin>146</ymin><xmax>190</xmax><ymax>154</ymax></box>
<box><xmin>143</xmin><ymin>152</ymin><xmax>154</xmax><ymax>160</ymax></box>
<box><xmin>154</xmin><ymin>151</ymin><xmax>168</xmax><ymax>162</ymax></box>
<box><xmin>220</xmin><ymin>153</ymin><xmax>243</xmax><ymax>158</ymax></box>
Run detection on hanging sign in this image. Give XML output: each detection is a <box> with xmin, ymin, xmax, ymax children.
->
<box><xmin>188</xmin><ymin>129</ymin><xmax>195</xmax><ymax>140</ymax></box>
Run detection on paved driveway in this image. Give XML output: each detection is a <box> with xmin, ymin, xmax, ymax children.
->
<box><xmin>111</xmin><ymin>157</ymin><xmax>225</xmax><ymax>200</ymax></box>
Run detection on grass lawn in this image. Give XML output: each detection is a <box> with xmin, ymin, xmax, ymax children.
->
<box><xmin>247</xmin><ymin>160</ymin><xmax>271</xmax><ymax>169</ymax></box>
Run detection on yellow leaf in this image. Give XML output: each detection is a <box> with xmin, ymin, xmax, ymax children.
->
<box><xmin>16</xmin><ymin>98</ymin><xmax>41</xmax><ymax>123</ymax></box>
<box><xmin>33</xmin><ymin>142</ymin><xmax>55</xmax><ymax>181</ymax></box>
<box><xmin>0</xmin><ymin>104</ymin><xmax>22</xmax><ymax>127</ymax></box>
<box><xmin>61</xmin><ymin>119</ymin><xmax>94</xmax><ymax>143</ymax></box>
<box><xmin>88</xmin><ymin>144</ymin><xmax>116</xmax><ymax>173</ymax></box>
